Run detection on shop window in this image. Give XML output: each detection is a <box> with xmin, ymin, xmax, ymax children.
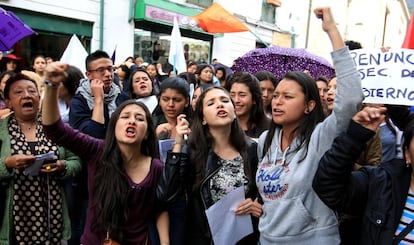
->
<box><xmin>134</xmin><ymin>28</ymin><xmax>211</xmax><ymax>65</ymax></box>
<box><xmin>186</xmin><ymin>0</ymin><xmax>212</xmax><ymax>8</ymax></box>
<box><xmin>13</xmin><ymin>32</ymin><xmax>90</xmax><ymax>70</ymax></box>
<box><xmin>261</xmin><ymin>0</ymin><xmax>276</xmax><ymax>24</ymax></box>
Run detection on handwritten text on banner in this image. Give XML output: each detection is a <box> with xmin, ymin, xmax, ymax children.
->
<box><xmin>350</xmin><ymin>48</ymin><xmax>414</xmax><ymax>106</ymax></box>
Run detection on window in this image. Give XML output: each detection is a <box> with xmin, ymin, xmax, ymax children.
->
<box><xmin>134</xmin><ymin>29</ymin><xmax>211</xmax><ymax>64</ymax></box>
<box><xmin>261</xmin><ymin>0</ymin><xmax>276</xmax><ymax>23</ymax></box>
<box><xmin>186</xmin><ymin>0</ymin><xmax>212</xmax><ymax>8</ymax></box>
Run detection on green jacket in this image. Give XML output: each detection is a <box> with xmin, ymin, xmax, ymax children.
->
<box><xmin>0</xmin><ymin>116</ymin><xmax>82</xmax><ymax>244</ymax></box>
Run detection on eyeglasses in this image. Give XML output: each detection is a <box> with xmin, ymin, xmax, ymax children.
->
<box><xmin>88</xmin><ymin>66</ymin><xmax>116</xmax><ymax>75</ymax></box>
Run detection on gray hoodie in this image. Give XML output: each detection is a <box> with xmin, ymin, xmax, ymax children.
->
<box><xmin>256</xmin><ymin>47</ymin><xmax>363</xmax><ymax>245</ymax></box>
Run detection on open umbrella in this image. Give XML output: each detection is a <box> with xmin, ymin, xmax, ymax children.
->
<box><xmin>231</xmin><ymin>46</ymin><xmax>335</xmax><ymax>80</ymax></box>
<box><xmin>0</xmin><ymin>7</ymin><xmax>35</xmax><ymax>51</ymax></box>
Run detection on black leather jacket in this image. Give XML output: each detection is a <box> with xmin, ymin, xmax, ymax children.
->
<box><xmin>313</xmin><ymin>119</ymin><xmax>412</xmax><ymax>245</ymax></box>
<box><xmin>158</xmin><ymin>138</ymin><xmax>259</xmax><ymax>245</ymax></box>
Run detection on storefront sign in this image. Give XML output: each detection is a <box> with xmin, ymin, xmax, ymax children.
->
<box><xmin>145</xmin><ymin>5</ymin><xmax>199</xmax><ymax>29</ymax></box>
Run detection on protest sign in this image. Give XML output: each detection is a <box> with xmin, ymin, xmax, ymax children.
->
<box><xmin>350</xmin><ymin>48</ymin><xmax>414</xmax><ymax>105</ymax></box>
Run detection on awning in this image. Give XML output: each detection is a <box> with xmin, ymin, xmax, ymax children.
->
<box><xmin>134</xmin><ymin>0</ymin><xmax>217</xmax><ymax>41</ymax></box>
<box><xmin>1</xmin><ymin>6</ymin><xmax>93</xmax><ymax>37</ymax></box>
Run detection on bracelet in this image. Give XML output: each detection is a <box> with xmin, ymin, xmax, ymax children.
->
<box><xmin>43</xmin><ymin>80</ymin><xmax>59</xmax><ymax>88</ymax></box>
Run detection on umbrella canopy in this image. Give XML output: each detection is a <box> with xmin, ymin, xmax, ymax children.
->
<box><xmin>0</xmin><ymin>7</ymin><xmax>35</xmax><ymax>51</ymax></box>
<box><xmin>231</xmin><ymin>46</ymin><xmax>335</xmax><ymax>80</ymax></box>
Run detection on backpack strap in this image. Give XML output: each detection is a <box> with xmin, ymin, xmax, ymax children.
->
<box><xmin>393</xmin><ymin>219</ymin><xmax>414</xmax><ymax>244</ymax></box>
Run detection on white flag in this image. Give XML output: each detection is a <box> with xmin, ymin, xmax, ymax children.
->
<box><xmin>168</xmin><ymin>17</ymin><xmax>187</xmax><ymax>75</ymax></box>
<box><xmin>60</xmin><ymin>34</ymin><xmax>88</xmax><ymax>74</ymax></box>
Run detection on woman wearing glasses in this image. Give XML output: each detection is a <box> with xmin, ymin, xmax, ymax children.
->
<box><xmin>69</xmin><ymin>50</ymin><xmax>129</xmax><ymax>139</ymax></box>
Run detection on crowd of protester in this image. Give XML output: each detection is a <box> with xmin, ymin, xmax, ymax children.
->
<box><xmin>1</xmin><ymin>6</ymin><xmax>413</xmax><ymax>245</ymax></box>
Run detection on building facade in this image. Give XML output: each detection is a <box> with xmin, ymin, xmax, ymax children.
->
<box><xmin>0</xmin><ymin>0</ymin><xmax>410</xmax><ymax>69</ymax></box>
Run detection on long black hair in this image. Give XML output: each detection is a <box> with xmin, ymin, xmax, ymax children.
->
<box><xmin>255</xmin><ymin>70</ymin><xmax>277</xmax><ymax>116</ymax></box>
<box><xmin>63</xmin><ymin>65</ymin><xmax>83</xmax><ymax>97</ymax></box>
<box><xmin>188</xmin><ymin>86</ymin><xmax>250</xmax><ymax>187</ymax></box>
<box><xmin>125</xmin><ymin>68</ymin><xmax>153</xmax><ymax>99</ymax></box>
<box><xmin>195</xmin><ymin>64</ymin><xmax>214</xmax><ymax>85</ymax></box>
<box><xmin>227</xmin><ymin>72</ymin><xmax>270</xmax><ymax>138</ymax></box>
<box><xmin>91</xmin><ymin>100</ymin><xmax>159</xmax><ymax>238</ymax></box>
<box><xmin>262</xmin><ymin>71</ymin><xmax>325</xmax><ymax>161</ymax></box>
<box><xmin>152</xmin><ymin>76</ymin><xmax>190</xmax><ymax>119</ymax></box>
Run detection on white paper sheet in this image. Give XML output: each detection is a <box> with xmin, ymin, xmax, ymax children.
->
<box><xmin>137</xmin><ymin>95</ymin><xmax>158</xmax><ymax>114</ymax></box>
<box><xmin>158</xmin><ymin>139</ymin><xmax>174</xmax><ymax>163</ymax></box>
<box><xmin>205</xmin><ymin>186</ymin><xmax>253</xmax><ymax>245</ymax></box>
<box><xmin>24</xmin><ymin>151</ymin><xmax>57</xmax><ymax>176</ymax></box>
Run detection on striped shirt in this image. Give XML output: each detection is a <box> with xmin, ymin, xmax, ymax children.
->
<box><xmin>395</xmin><ymin>188</ymin><xmax>414</xmax><ymax>244</ymax></box>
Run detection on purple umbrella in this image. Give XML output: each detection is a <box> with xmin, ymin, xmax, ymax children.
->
<box><xmin>0</xmin><ymin>7</ymin><xmax>35</xmax><ymax>51</ymax></box>
<box><xmin>231</xmin><ymin>46</ymin><xmax>335</xmax><ymax>80</ymax></box>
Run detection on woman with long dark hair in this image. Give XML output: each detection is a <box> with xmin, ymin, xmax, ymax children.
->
<box><xmin>152</xmin><ymin>77</ymin><xmax>190</xmax><ymax>140</ymax></box>
<box><xmin>194</xmin><ymin>64</ymin><xmax>214</xmax><ymax>86</ymax></box>
<box><xmin>227</xmin><ymin>72</ymin><xmax>270</xmax><ymax>139</ymax></box>
<box><xmin>255</xmin><ymin>70</ymin><xmax>277</xmax><ymax>119</ymax></box>
<box><xmin>42</xmin><ymin>62</ymin><xmax>169</xmax><ymax>244</ymax></box>
<box><xmin>161</xmin><ymin>86</ymin><xmax>261</xmax><ymax>244</ymax></box>
<box><xmin>313</xmin><ymin>105</ymin><xmax>414</xmax><ymax>244</ymax></box>
<box><xmin>125</xmin><ymin>68</ymin><xmax>154</xmax><ymax>99</ymax></box>
<box><xmin>255</xmin><ymin>7</ymin><xmax>364</xmax><ymax>244</ymax></box>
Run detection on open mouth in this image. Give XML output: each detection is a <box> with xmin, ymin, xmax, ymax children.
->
<box><xmin>273</xmin><ymin>108</ymin><xmax>283</xmax><ymax>115</ymax></box>
<box><xmin>22</xmin><ymin>101</ymin><xmax>34</xmax><ymax>108</ymax></box>
<box><xmin>125</xmin><ymin>127</ymin><xmax>136</xmax><ymax>137</ymax></box>
<box><xmin>217</xmin><ymin>110</ymin><xmax>228</xmax><ymax>117</ymax></box>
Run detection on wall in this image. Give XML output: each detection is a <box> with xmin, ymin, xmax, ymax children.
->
<box><xmin>0</xmin><ymin>0</ymin><xmax>135</xmax><ymax>64</ymax></box>
<box><xmin>210</xmin><ymin>0</ymin><xmax>272</xmax><ymax>66</ymax></box>
<box><xmin>103</xmin><ymin>0</ymin><xmax>135</xmax><ymax>64</ymax></box>
<box><xmin>1</xmin><ymin>0</ymin><xmax>409</xmax><ymax>68</ymax></box>
<box><xmin>0</xmin><ymin>0</ymin><xmax>98</xmax><ymax>21</ymax></box>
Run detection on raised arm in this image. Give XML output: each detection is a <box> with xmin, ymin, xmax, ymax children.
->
<box><xmin>312</xmin><ymin>7</ymin><xmax>364</xmax><ymax>153</ymax></box>
<box><xmin>43</xmin><ymin>62</ymin><xmax>68</xmax><ymax>125</ymax></box>
<box><xmin>313</xmin><ymin>107</ymin><xmax>385</xmax><ymax>213</ymax></box>
<box><xmin>156</xmin><ymin>114</ymin><xmax>190</xmax><ymax>202</ymax></box>
<box><xmin>314</xmin><ymin>7</ymin><xmax>345</xmax><ymax>51</ymax></box>
<box><xmin>43</xmin><ymin>62</ymin><xmax>102</xmax><ymax>161</ymax></box>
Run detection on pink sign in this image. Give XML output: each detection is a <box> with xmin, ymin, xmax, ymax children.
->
<box><xmin>145</xmin><ymin>5</ymin><xmax>200</xmax><ymax>29</ymax></box>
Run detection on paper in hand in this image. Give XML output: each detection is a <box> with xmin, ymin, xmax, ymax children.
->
<box><xmin>23</xmin><ymin>151</ymin><xmax>57</xmax><ymax>176</ymax></box>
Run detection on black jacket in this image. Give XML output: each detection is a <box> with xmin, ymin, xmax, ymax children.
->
<box><xmin>158</xmin><ymin>137</ymin><xmax>259</xmax><ymax>245</ymax></box>
<box><xmin>313</xmin><ymin>119</ymin><xmax>412</xmax><ymax>245</ymax></box>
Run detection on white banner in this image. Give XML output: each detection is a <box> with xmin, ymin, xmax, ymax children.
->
<box><xmin>350</xmin><ymin>48</ymin><xmax>414</xmax><ymax>106</ymax></box>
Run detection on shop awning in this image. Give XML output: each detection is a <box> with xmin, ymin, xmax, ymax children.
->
<box><xmin>134</xmin><ymin>0</ymin><xmax>217</xmax><ymax>41</ymax></box>
<box><xmin>2</xmin><ymin>6</ymin><xmax>93</xmax><ymax>37</ymax></box>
